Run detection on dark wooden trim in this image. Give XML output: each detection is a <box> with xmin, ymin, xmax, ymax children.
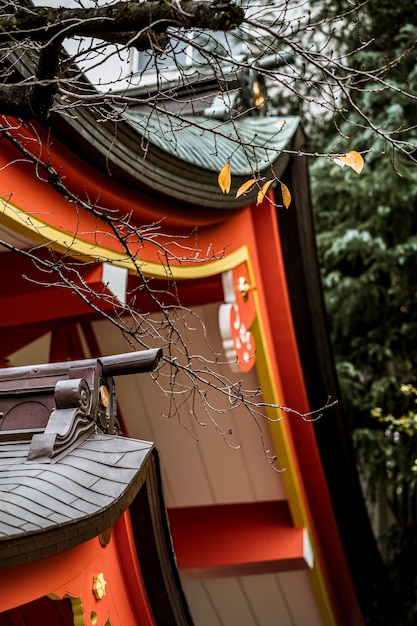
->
<box><xmin>130</xmin><ymin>449</ymin><xmax>194</xmax><ymax>626</ymax></box>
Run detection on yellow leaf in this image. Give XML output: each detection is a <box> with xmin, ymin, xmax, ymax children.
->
<box><xmin>334</xmin><ymin>150</ymin><xmax>364</xmax><ymax>174</ymax></box>
<box><xmin>256</xmin><ymin>179</ymin><xmax>273</xmax><ymax>205</ymax></box>
<box><xmin>281</xmin><ymin>182</ymin><xmax>291</xmax><ymax>209</ymax></box>
<box><xmin>218</xmin><ymin>162</ymin><xmax>231</xmax><ymax>194</ymax></box>
<box><xmin>236</xmin><ymin>178</ymin><xmax>257</xmax><ymax>198</ymax></box>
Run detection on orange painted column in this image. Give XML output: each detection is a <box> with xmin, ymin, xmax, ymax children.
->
<box><xmin>247</xmin><ymin>195</ymin><xmax>364</xmax><ymax>626</ymax></box>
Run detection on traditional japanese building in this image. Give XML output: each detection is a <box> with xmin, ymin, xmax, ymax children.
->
<box><xmin>0</xmin><ymin>55</ymin><xmax>392</xmax><ymax>625</ymax></box>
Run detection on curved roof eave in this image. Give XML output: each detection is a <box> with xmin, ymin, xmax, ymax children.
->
<box><xmin>122</xmin><ymin>111</ymin><xmax>300</xmax><ymax>173</ymax></box>
<box><xmin>10</xmin><ymin>45</ymin><xmax>300</xmax><ymax>210</ymax></box>
<box><xmin>50</xmin><ymin>105</ymin><xmax>300</xmax><ymax>210</ymax></box>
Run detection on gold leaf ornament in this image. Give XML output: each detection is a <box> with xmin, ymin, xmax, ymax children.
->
<box><xmin>92</xmin><ymin>573</ymin><xmax>107</xmax><ymax>600</ymax></box>
<box><xmin>218</xmin><ymin>162</ymin><xmax>231</xmax><ymax>194</ymax></box>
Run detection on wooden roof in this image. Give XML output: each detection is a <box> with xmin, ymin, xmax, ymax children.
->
<box><xmin>49</xmin><ymin>105</ymin><xmax>297</xmax><ymax>209</ymax></box>
<box><xmin>0</xmin><ymin>434</ymin><xmax>153</xmax><ymax>569</ymax></box>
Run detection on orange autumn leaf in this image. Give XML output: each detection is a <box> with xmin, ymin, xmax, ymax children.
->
<box><xmin>334</xmin><ymin>150</ymin><xmax>364</xmax><ymax>174</ymax></box>
<box><xmin>256</xmin><ymin>179</ymin><xmax>274</xmax><ymax>205</ymax></box>
<box><xmin>236</xmin><ymin>178</ymin><xmax>257</xmax><ymax>198</ymax></box>
<box><xmin>281</xmin><ymin>182</ymin><xmax>291</xmax><ymax>208</ymax></box>
<box><xmin>218</xmin><ymin>162</ymin><xmax>231</xmax><ymax>194</ymax></box>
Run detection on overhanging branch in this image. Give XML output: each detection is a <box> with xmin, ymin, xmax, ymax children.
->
<box><xmin>0</xmin><ymin>0</ymin><xmax>244</xmax><ymax>120</ymax></box>
<box><xmin>0</xmin><ymin>1</ymin><xmax>244</xmax><ymax>44</ymax></box>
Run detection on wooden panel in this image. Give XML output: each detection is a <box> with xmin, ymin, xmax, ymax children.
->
<box><xmin>277</xmin><ymin>571</ymin><xmax>325</xmax><ymax>626</ymax></box>
<box><xmin>91</xmin><ymin>309</ymin><xmax>286</xmax><ymax>508</ymax></box>
<box><xmin>184</xmin><ymin>572</ymin><xmax>325</xmax><ymax>626</ymax></box>
<box><xmin>238</xmin><ymin>574</ymin><xmax>294</xmax><ymax>626</ymax></box>
<box><xmin>196</xmin><ymin>578</ymin><xmax>262</xmax><ymax>626</ymax></box>
<box><xmin>181</xmin><ymin>580</ymin><xmax>223</xmax><ymax>626</ymax></box>
<box><xmin>112</xmin><ymin>372</ymin><xmax>216</xmax><ymax>507</ymax></box>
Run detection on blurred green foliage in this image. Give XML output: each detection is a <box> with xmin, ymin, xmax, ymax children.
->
<box><xmin>309</xmin><ymin>2</ymin><xmax>417</xmax><ymax>623</ymax></box>
<box><xmin>311</xmin><ymin>6</ymin><xmax>417</xmax><ymax>428</ymax></box>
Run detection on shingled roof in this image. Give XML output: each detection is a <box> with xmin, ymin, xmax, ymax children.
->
<box><xmin>0</xmin><ymin>434</ymin><xmax>153</xmax><ymax>569</ymax></box>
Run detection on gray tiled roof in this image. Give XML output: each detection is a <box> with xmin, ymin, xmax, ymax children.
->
<box><xmin>122</xmin><ymin>112</ymin><xmax>300</xmax><ymax>176</ymax></box>
<box><xmin>0</xmin><ymin>434</ymin><xmax>154</xmax><ymax>569</ymax></box>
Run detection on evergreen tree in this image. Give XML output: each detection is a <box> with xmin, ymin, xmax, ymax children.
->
<box><xmin>311</xmin><ymin>1</ymin><xmax>417</xmax><ymax>427</ymax></box>
<box><xmin>310</xmin><ymin>2</ymin><xmax>417</xmax><ymax>622</ymax></box>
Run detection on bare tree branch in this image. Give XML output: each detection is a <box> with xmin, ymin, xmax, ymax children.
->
<box><xmin>0</xmin><ymin>1</ymin><xmax>244</xmax><ymax>44</ymax></box>
<box><xmin>0</xmin><ymin>0</ymin><xmax>244</xmax><ymax>119</ymax></box>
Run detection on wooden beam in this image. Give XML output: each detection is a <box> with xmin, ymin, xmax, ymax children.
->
<box><xmin>0</xmin><ymin>255</ymin><xmax>122</xmax><ymax>327</ymax></box>
<box><xmin>168</xmin><ymin>501</ymin><xmax>313</xmax><ymax>579</ymax></box>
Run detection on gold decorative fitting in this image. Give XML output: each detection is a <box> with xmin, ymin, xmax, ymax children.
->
<box><xmin>237</xmin><ymin>276</ymin><xmax>255</xmax><ymax>301</ymax></box>
<box><xmin>99</xmin><ymin>385</ymin><xmax>109</xmax><ymax>409</ymax></box>
<box><xmin>92</xmin><ymin>573</ymin><xmax>107</xmax><ymax>600</ymax></box>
